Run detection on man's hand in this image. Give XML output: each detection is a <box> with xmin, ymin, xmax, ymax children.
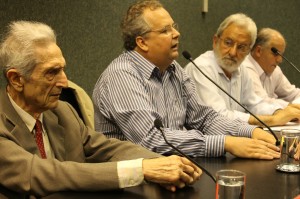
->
<box><xmin>288</xmin><ymin>103</ymin><xmax>300</xmax><ymax>110</ymax></box>
<box><xmin>142</xmin><ymin>155</ymin><xmax>202</xmax><ymax>192</ymax></box>
<box><xmin>225</xmin><ymin>136</ymin><xmax>280</xmax><ymax>159</ymax></box>
<box><xmin>273</xmin><ymin>105</ymin><xmax>300</xmax><ymax>125</ymax></box>
<box><xmin>251</xmin><ymin>128</ymin><xmax>277</xmax><ymax>144</ymax></box>
<box><xmin>252</xmin><ymin>128</ymin><xmax>300</xmax><ymax>161</ymax></box>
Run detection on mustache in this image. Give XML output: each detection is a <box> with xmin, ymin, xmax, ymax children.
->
<box><xmin>223</xmin><ymin>55</ymin><xmax>237</xmax><ymax>63</ymax></box>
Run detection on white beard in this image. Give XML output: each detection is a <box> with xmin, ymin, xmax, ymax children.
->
<box><xmin>214</xmin><ymin>49</ymin><xmax>242</xmax><ymax>74</ymax></box>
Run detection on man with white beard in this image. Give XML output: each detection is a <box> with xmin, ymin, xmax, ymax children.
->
<box><xmin>185</xmin><ymin>13</ymin><xmax>300</xmax><ymax>127</ymax></box>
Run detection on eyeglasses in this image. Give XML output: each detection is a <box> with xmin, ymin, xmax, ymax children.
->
<box><xmin>142</xmin><ymin>23</ymin><xmax>179</xmax><ymax>36</ymax></box>
<box><xmin>218</xmin><ymin>37</ymin><xmax>250</xmax><ymax>54</ymax></box>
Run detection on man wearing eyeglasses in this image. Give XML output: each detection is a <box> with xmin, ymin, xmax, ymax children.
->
<box><xmin>185</xmin><ymin>13</ymin><xmax>300</xmax><ymax>127</ymax></box>
<box><xmin>93</xmin><ymin>1</ymin><xmax>281</xmax><ymax>160</ymax></box>
<box><xmin>0</xmin><ymin>19</ymin><xmax>203</xmax><ymax>196</ymax></box>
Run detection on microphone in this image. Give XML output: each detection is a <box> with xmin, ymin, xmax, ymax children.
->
<box><xmin>154</xmin><ymin>119</ymin><xmax>216</xmax><ymax>183</ymax></box>
<box><xmin>182</xmin><ymin>50</ymin><xmax>280</xmax><ymax>146</ymax></box>
<box><xmin>271</xmin><ymin>47</ymin><xmax>300</xmax><ymax>73</ymax></box>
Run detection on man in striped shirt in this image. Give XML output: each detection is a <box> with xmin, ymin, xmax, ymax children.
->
<box><xmin>0</xmin><ymin>19</ymin><xmax>201</xmax><ymax>195</ymax></box>
<box><xmin>93</xmin><ymin>0</ymin><xmax>280</xmax><ymax>159</ymax></box>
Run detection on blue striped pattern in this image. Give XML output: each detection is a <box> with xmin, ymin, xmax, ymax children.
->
<box><xmin>92</xmin><ymin>51</ymin><xmax>256</xmax><ymax>157</ymax></box>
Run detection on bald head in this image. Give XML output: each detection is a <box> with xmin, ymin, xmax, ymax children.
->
<box><xmin>252</xmin><ymin>28</ymin><xmax>286</xmax><ymax>51</ymax></box>
<box><xmin>251</xmin><ymin>28</ymin><xmax>286</xmax><ymax>75</ymax></box>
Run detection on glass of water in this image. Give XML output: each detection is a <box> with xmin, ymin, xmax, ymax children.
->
<box><xmin>276</xmin><ymin>129</ymin><xmax>300</xmax><ymax>173</ymax></box>
<box><xmin>215</xmin><ymin>169</ymin><xmax>245</xmax><ymax>199</ymax></box>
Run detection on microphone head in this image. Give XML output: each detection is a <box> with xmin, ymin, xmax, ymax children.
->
<box><xmin>182</xmin><ymin>50</ymin><xmax>192</xmax><ymax>60</ymax></box>
<box><xmin>154</xmin><ymin>119</ymin><xmax>163</xmax><ymax>129</ymax></box>
<box><xmin>271</xmin><ymin>47</ymin><xmax>279</xmax><ymax>55</ymax></box>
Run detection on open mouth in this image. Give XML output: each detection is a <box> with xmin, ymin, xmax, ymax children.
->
<box><xmin>171</xmin><ymin>43</ymin><xmax>178</xmax><ymax>49</ymax></box>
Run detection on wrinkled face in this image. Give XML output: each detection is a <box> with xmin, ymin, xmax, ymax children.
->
<box><xmin>141</xmin><ymin>7</ymin><xmax>180</xmax><ymax>70</ymax></box>
<box><xmin>213</xmin><ymin>23</ymin><xmax>252</xmax><ymax>76</ymax></box>
<box><xmin>20</xmin><ymin>42</ymin><xmax>68</xmax><ymax>114</ymax></box>
<box><xmin>254</xmin><ymin>36</ymin><xmax>286</xmax><ymax>75</ymax></box>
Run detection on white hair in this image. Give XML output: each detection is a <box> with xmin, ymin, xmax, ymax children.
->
<box><xmin>0</xmin><ymin>21</ymin><xmax>56</xmax><ymax>81</ymax></box>
<box><xmin>215</xmin><ymin>13</ymin><xmax>257</xmax><ymax>48</ymax></box>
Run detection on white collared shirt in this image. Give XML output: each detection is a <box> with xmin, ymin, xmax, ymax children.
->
<box><xmin>243</xmin><ymin>54</ymin><xmax>300</xmax><ymax>105</ymax></box>
<box><xmin>185</xmin><ymin>50</ymin><xmax>283</xmax><ymax>122</ymax></box>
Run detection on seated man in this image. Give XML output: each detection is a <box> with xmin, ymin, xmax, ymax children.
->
<box><xmin>242</xmin><ymin>28</ymin><xmax>300</xmax><ymax>107</ymax></box>
<box><xmin>0</xmin><ymin>20</ymin><xmax>201</xmax><ymax>197</ymax></box>
<box><xmin>93</xmin><ymin>0</ymin><xmax>280</xmax><ymax>159</ymax></box>
<box><xmin>185</xmin><ymin>13</ymin><xmax>300</xmax><ymax>127</ymax></box>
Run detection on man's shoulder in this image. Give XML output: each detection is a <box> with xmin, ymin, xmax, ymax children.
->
<box><xmin>46</xmin><ymin>101</ymin><xmax>86</xmax><ymax>129</ymax></box>
<box><xmin>103</xmin><ymin>52</ymin><xmax>139</xmax><ymax>77</ymax></box>
<box><xmin>185</xmin><ymin>50</ymin><xmax>218</xmax><ymax>75</ymax></box>
<box><xmin>273</xmin><ymin>66</ymin><xmax>284</xmax><ymax>75</ymax></box>
<box><xmin>50</xmin><ymin>101</ymin><xmax>76</xmax><ymax>118</ymax></box>
<box><xmin>190</xmin><ymin>50</ymin><xmax>213</xmax><ymax>63</ymax></box>
<box><xmin>241</xmin><ymin>55</ymin><xmax>257</xmax><ymax>70</ymax></box>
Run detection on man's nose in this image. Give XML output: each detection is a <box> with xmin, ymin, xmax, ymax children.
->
<box><xmin>228</xmin><ymin>44</ymin><xmax>238</xmax><ymax>57</ymax></box>
<box><xmin>56</xmin><ymin>70</ymin><xmax>68</xmax><ymax>88</ymax></box>
<box><xmin>276</xmin><ymin>55</ymin><xmax>283</xmax><ymax>64</ymax></box>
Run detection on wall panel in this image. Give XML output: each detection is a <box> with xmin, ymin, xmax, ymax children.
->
<box><xmin>0</xmin><ymin>0</ymin><xmax>299</xmax><ymax>95</ymax></box>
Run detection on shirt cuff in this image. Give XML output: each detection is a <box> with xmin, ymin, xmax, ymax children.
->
<box><xmin>277</xmin><ymin>99</ymin><xmax>289</xmax><ymax>108</ymax></box>
<box><xmin>238</xmin><ymin>123</ymin><xmax>256</xmax><ymax>138</ymax></box>
<box><xmin>205</xmin><ymin>135</ymin><xmax>226</xmax><ymax>157</ymax></box>
<box><xmin>292</xmin><ymin>98</ymin><xmax>300</xmax><ymax>104</ymax></box>
<box><xmin>117</xmin><ymin>158</ymin><xmax>144</xmax><ymax>188</ymax></box>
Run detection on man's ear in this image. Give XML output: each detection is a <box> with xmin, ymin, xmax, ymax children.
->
<box><xmin>212</xmin><ymin>35</ymin><xmax>219</xmax><ymax>49</ymax></box>
<box><xmin>136</xmin><ymin>36</ymin><xmax>149</xmax><ymax>52</ymax></box>
<box><xmin>6</xmin><ymin>69</ymin><xmax>24</xmax><ymax>91</ymax></box>
<box><xmin>253</xmin><ymin>45</ymin><xmax>262</xmax><ymax>58</ymax></box>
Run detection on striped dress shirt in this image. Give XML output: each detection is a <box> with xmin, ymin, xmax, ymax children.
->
<box><xmin>93</xmin><ymin>51</ymin><xmax>256</xmax><ymax>157</ymax></box>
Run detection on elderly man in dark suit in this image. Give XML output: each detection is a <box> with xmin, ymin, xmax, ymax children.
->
<box><xmin>0</xmin><ymin>20</ymin><xmax>201</xmax><ymax>198</ymax></box>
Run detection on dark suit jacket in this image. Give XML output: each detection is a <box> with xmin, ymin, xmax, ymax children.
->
<box><xmin>0</xmin><ymin>89</ymin><xmax>160</xmax><ymax>197</ymax></box>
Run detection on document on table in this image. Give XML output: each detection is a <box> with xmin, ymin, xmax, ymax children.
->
<box><xmin>263</xmin><ymin>122</ymin><xmax>300</xmax><ymax>131</ymax></box>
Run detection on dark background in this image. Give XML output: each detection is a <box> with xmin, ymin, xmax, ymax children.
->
<box><xmin>1</xmin><ymin>0</ymin><xmax>299</xmax><ymax>96</ymax></box>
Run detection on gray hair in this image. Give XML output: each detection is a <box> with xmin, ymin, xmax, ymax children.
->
<box><xmin>215</xmin><ymin>13</ymin><xmax>257</xmax><ymax>48</ymax></box>
<box><xmin>0</xmin><ymin>21</ymin><xmax>56</xmax><ymax>82</ymax></box>
<box><xmin>252</xmin><ymin>28</ymin><xmax>285</xmax><ymax>51</ymax></box>
<box><xmin>121</xmin><ymin>0</ymin><xmax>163</xmax><ymax>50</ymax></box>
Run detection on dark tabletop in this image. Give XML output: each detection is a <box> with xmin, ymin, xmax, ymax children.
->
<box><xmin>41</xmin><ymin>154</ymin><xmax>300</xmax><ymax>199</ymax></box>
<box><xmin>1</xmin><ymin>154</ymin><xmax>298</xmax><ymax>199</ymax></box>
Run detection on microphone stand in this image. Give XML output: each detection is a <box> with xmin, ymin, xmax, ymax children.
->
<box><xmin>154</xmin><ymin>119</ymin><xmax>217</xmax><ymax>183</ymax></box>
<box><xmin>182</xmin><ymin>51</ymin><xmax>280</xmax><ymax>146</ymax></box>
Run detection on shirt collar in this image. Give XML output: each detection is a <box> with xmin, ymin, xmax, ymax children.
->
<box><xmin>127</xmin><ymin>50</ymin><xmax>176</xmax><ymax>80</ymax></box>
<box><xmin>248</xmin><ymin>54</ymin><xmax>265</xmax><ymax>77</ymax></box>
<box><xmin>7</xmin><ymin>92</ymin><xmax>44</xmax><ymax>133</ymax></box>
